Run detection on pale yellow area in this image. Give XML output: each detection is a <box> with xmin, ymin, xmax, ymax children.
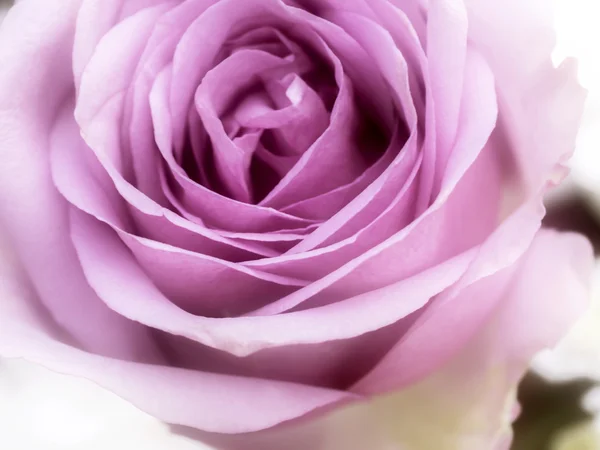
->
<box><xmin>304</xmin><ymin>312</ymin><xmax>521</xmax><ymax>450</ymax></box>
<box><xmin>551</xmin><ymin>422</ymin><xmax>600</xmax><ymax>450</ymax></box>
<box><xmin>534</xmin><ymin>263</ymin><xmax>600</xmax><ymax>382</ymax></box>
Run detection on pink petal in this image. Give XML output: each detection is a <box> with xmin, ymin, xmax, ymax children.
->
<box><xmin>354</xmin><ymin>230</ymin><xmax>592</xmax><ymax>448</ymax></box>
<box><xmin>0</xmin><ymin>310</ymin><xmax>352</xmax><ymax>435</ymax></box>
<box><xmin>353</xmin><ymin>198</ymin><xmax>548</xmax><ymax>393</ymax></box>
<box><xmin>243</xmin><ymin>46</ymin><xmax>498</xmax><ymax>314</ymax></box>
<box><xmin>70</xmin><ymin>204</ymin><xmax>472</xmax><ymax>355</ymax></box>
<box><xmin>0</xmin><ymin>0</ymin><xmax>159</xmax><ymax>361</ymax></box>
<box><xmin>464</xmin><ymin>0</ymin><xmax>586</xmax><ymax>192</ymax></box>
<box><xmin>426</xmin><ymin>0</ymin><xmax>467</xmax><ymax>192</ymax></box>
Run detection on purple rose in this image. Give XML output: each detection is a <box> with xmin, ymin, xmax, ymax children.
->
<box><xmin>0</xmin><ymin>0</ymin><xmax>592</xmax><ymax>448</ymax></box>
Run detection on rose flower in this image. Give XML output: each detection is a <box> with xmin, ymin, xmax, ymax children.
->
<box><xmin>0</xmin><ymin>0</ymin><xmax>593</xmax><ymax>449</ymax></box>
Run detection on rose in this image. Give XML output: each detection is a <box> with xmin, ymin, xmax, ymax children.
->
<box><xmin>0</xmin><ymin>0</ymin><xmax>592</xmax><ymax>448</ymax></box>
<box><xmin>0</xmin><ymin>0</ymin><xmax>591</xmax><ymax>448</ymax></box>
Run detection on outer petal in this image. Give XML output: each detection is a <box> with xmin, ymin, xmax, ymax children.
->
<box><xmin>352</xmin><ymin>195</ymin><xmax>545</xmax><ymax>393</ymax></box>
<box><xmin>358</xmin><ymin>230</ymin><xmax>592</xmax><ymax>447</ymax></box>
<box><xmin>464</xmin><ymin>0</ymin><xmax>586</xmax><ymax>193</ymax></box>
<box><xmin>0</xmin><ymin>0</ymin><xmax>159</xmax><ymax>361</ymax></box>
<box><xmin>194</xmin><ymin>230</ymin><xmax>593</xmax><ymax>450</ymax></box>
<box><xmin>0</xmin><ymin>358</ymin><xmax>213</xmax><ymax>450</ymax></box>
<box><xmin>73</xmin><ymin>0</ymin><xmax>170</xmax><ymax>87</ymax></box>
<box><xmin>0</xmin><ymin>227</ymin><xmax>355</xmax><ymax>435</ymax></box>
<box><xmin>366</xmin><ymin>230</ymin><xmax>592</xmax><ymax>450</ymax></box>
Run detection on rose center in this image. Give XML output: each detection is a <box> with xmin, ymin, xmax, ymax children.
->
<box><xmin>180</xmin><ymin>26</ymin><xmax>389</xmax><ymax>205</ymax></box>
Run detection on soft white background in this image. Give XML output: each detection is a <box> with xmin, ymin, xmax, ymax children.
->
<box><xmin>1</xmin><ymin>0</ymin><xmax>600</xmax><ymax>448</ymax></box>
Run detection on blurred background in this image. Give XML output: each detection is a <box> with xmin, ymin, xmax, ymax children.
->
<box><xmin>1</xmin><ymin>0</ymin><xmax>600</xmax><ymax>449</ymax></box>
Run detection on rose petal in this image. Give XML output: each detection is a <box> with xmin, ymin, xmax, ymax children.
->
<box><xmin>148</xmin><ymin>63</ymin><xmax>319</xmax><ymax>232</ymax></box>
<box><xmin>70</xmin><ymin>205</ymin><xmax>472</xmax><ymax>355</ymax></box>
<box><xmin>152</xmin><ymin>318</ymin><xmax>407</xmax><ymax>389</ymax></box>
<box><xmin>75</xmin><ymin>2</ymin><xmax>171</xmax><ymax>175</ymax></box>
<box><xmin>0</xmin><ymin>311</ymin><xmax>353</xmax><ymax>435</ymax></box>
<box><xmin>73</xmin><ymin>0</ymin><xmax>170</xmax><ymax>88</ymax></box>
<box><xmin>193</xmin><ymin>49</ymin><xmax>292</xmax><ymax>202</ymax></box>
<box><xmin>353</xmin><ymin>230</ymin><xmax>592</xmax><ymax>450</ymax></box>
<box><xmin>279</xmin><ymin>139</ymin><xmax>397</xmax><ymax>221</ymax></box>
<box><xmin>353</xmin><ymin>199</ymin><xmax>550</xmax><ymax>392</ymax></box>
<box><xmin>51</xmin><ymin>104</ymin><xmax>282</xmax><ymax>260</ymax></box>
<box><xmin>426</xmin><ymin>0</ymin><xmax>467</xmax><ymax>193</ymax></box>
<box><xmin>283</xmin><ymin>11</ymin><xmax>419</xmax><ymax>254</ymax></box>
<box><xmin>464</xmin><ymin>0</ymin><xmax>586</xmax><ymax>192</ymax></box>
<box><xmin>123</xmin><ymin>0</ymin><xmax>218</xmax><ymax>202</ymax></box>
<box><xmin>173</xmin><ymin>229</ymin><xmax>589</xmax><ymax>449</ymax></box>
<box><xmin>77</xmin><ymin>0</ymin><xmax>316</xmax><ymax>237</ymax></box>
<box><xmin>242</xmin><ymin>47</ymin><xmax>498</xmax><ymax>314</ymax></box>
<box><xmin>0</xmin><ymin>0</ymin><xmax>160</xmax><ymax>361</ymax></box>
